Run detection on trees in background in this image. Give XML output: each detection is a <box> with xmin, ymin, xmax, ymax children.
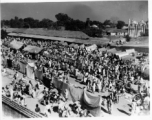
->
<box><xmin>125</xmin><ymin>34</ymin><xmax>131</xmax><ymax>42</ymax></box>
<box><xmin>1</xmin><ymin>13</ymin><xmax>128</xmax><ymax>37</ymax></box>
<box><xmin>116</xmin><ymin>20</ymin><xmax>125</xmax><ymax>29</ymax></box>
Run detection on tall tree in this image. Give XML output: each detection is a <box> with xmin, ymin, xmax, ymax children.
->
<box><xmin>117</xmin><ymin>20</ymin><xmax>125</xmax><ymax>29</ymax></box>
<box><xmin>39</xmin><ymin>19</ymin><xmax>53</xmax><ymax>28</ymax></box>
<box><xmin>103</xmin><ymin>20</ymin><xmax>112</xmax><ymax>26</ymax></box>
<box><xmin>55</xmin><ymin>13</ymin><xmax>72</xmax><ymax>25</ymax></box>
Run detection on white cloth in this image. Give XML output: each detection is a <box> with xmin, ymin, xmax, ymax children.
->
<box><xmin>97</xmin><ymin>80</ymin><xmax>101</xmax><ymax>91</ymax></box>
<box><xmin>144</xmin><ymin>96</ymin><xmax>150</xmax><ymax>105</ymax></box>
<box><xmin>26</xmin><ymin>65</ymin><xmax>35</xmax><ymax>80</ymax></box>
<box><xmin>131</xmin><ymin>102</ymin><xmax>137</xmax><ymax>116</ymax></box>
<box><xmin>59</xmin><ymin>101</ymin><xmax>65</xmax><ymax>110</ymax></box>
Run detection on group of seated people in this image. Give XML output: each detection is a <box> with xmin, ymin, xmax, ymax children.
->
<box><xmin>2</xmin><ymin>72</ymin><xmax>44</xmax><ymax>107</ymax></box>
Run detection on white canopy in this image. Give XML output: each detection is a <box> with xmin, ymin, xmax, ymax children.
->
<box><xmin>116</xmin><ymin>52</ymin><xmax>129</xmax><ymax>58</ymax></box>
<box><xmin>126</xmin><ymin>49</ymin><xmax>135</xmax><ymax>54</ymax></box>
<box><xmin>86</xmin><ymin>44</ymin><xmax>97</xmax><ymax>52</ymax></box>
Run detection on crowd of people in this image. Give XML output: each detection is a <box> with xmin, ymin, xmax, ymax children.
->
<box><xmin>1</xmin><ymin>36</ymin><xmax>150</xmax><ymax>117</ymax></box>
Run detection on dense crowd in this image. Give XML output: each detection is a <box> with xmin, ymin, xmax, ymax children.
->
<box><xmin>1</xmin><ymin>36</ymin><xmax>150</xmax><ymax>117</ymax></box>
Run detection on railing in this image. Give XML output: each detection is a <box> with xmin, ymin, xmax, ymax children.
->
<box><xmin>2</xmin><ymin>95</ymin><xmax>43</xmax><ymax>118</ymax></box>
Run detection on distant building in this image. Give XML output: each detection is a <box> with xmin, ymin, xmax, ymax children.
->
<box><xmin>59</xmin><ymin>26</ymin><xmax>65</xmax><ymax>30</ymax></box>
<box><xmin>106</xmin><ymin>29</ymin><xmax>128</xmax><ymax>36</ymax></box>
<box><xmin>128</xmin><ymin>19</ymin><xmax>148</xmax><ymax>37</ymax></box>
<box><xmin>91</xmin><ymin>24</ymin><xmax>99</xmax><ymax>29</ymax></box>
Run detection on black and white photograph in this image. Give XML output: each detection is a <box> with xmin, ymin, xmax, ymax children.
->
<box><xmin>1</xmin><ymin>0</ymin><xmax>150</xmax><ymax>118</ymax></box>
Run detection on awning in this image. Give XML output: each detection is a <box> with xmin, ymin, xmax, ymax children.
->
<box><xmin>9</xmin><ymin>40</ymin><xmax>24</xmax><ymax>49</ymax></box>
<box><xmin>23</xmin><ymin>45</ymin><xmax>43</xmax><ymax>53</ymax></box>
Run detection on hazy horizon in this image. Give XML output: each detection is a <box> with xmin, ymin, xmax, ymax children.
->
<box><xmin>1</xmin><ymin>1</ymin><xmax>148</xmax><ymax>23</ymax></box>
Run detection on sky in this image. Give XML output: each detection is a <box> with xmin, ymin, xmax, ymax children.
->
<box><xmin>1</xmin><ymin>1</ymin><xmax>148</xmax><ymax>23</ymax></box>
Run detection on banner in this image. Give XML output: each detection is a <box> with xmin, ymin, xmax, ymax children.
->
<box><xmin>35</xmin><ymin>69</ymin><xmax>43</xmax><ymax>80</ymax></box>
<box><xmin>68</xmin><ymin>86</ymin><xmax>84</xmax><ymax>102</ymax></box>
<box><xmin>26</xmin><ymin>64</ymin><xmax>35</xmax><ymax>80</ymax></box>
<box><xmin>43</xmin><ymin>76</ymin><xmax>51</xmax><ymax>88</ymax></box>
<box><xmin>19</xmin><ymin>61</ymin><xmax>27</xmax><ymax>74</ymax></box>
<box><xmin>53</xmin><ymin>77</ymin><xmax>63</xmax><ymax>89</ymax></box>
<box><xmin>131</xmin><ymin>84</ymin><xmax>138</xmax><ymax>91</ymax></box>
<box><xmin>82</xmin><ymin>90</ymin><xmax>101</xmax><ymax>108</ymax></box>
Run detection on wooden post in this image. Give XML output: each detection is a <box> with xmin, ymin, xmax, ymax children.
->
<box><xmin>128</xmin><ymin>19</ymin><xmax>130</xmax><ymax>36</ymax></box>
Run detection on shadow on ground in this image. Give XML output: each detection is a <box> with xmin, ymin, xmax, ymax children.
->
<box><xmin>117</xmin><ymin>108</ymin><xmax>130</xmax><ymax>116</ymax></box>
<box><xmin>101</xmin><ymin>106</ymin><xmax>109</xmax><ymax>114</ymax></box>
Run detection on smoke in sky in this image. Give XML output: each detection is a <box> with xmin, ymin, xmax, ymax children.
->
<box><xmin>66</xmin><ymin>4</ymin><xmax>100</xmax><ymax>22</ymax></box>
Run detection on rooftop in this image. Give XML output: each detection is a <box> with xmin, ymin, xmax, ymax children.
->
<box><xmin>106</xmin><ymin>29</ymin><xmax>128</xmax><ymax>33</ymax></box>
<box><xmin>6</xmin><ymin>28</ymin><xmax>89</xmax><ymax>40</ymax></box>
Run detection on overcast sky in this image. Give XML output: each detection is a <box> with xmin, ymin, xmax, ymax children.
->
<box><xmin>1</xmin><ymin>1</ymin><xmax>148</xmax><ymax>23</ymax></box>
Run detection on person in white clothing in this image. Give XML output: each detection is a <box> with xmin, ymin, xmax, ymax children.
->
<box><xmin>97</xmin><ymin>79</ymin><xmax>101</xmax><ymax>92</ymax></box>
<box><xmin>143</xmin><ymin>94</ymin><xmax>150</xmax><ymax>110</ymax></box>
<box><xmin>43</xmin><ymin>101</ymin><xmax>52</xmax><ymax>117</ymax></box>
<box><xmin>130</xmin><ymin>99</ymin><xmax>137</xmax><ymax>116</ymax></box>
<box><xmin>2</xmin><ymin>67</ymin><xmax>7</xmax><ymax>76</ymax></box>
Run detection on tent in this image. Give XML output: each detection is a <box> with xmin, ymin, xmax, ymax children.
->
<box><xmin>60</xmin><ymin>41</ymin><xmax>68</xmax><ymax>46</ymax></box>
<box><xmin>73</xmin><ymin>44</ymin><xmax>79</xmax><ymax>49</ymax></box>
<box><xmin>80</xmin><ymin>44</ymin><xmax>85</xmax><ymax>49</ymax></box>
<box><xmin>121</xmin><ymin>55</ymin><xmax>136</xmax><ymax>61</ymax></box>
<box><xmin>9</xmin><ymin>40</ymin><xmax>24</xmax><ymax>50</ymax></box>
<box><xmin>99</xmin><ymin>48</ymin><xmax>106</xmax><ymax>52</ymax></box>
<box><xmin>107</xmin><ymin>48</ymin><xmax>117</xmax><ymax>53</ymax></box>
<box><xmin>69</xmin><ymin>43</ymin><xmax>79</xmax><ymax>49</ymax></box>
<box><xmin>23</xmin><ymin>45</ymin><xmax>43</xmax><ymax>53</ymax></box>
<box><xmin>69</xmin><ymin>43</ymin><xmax>75</xmax><ymax>47</ymax></box>
<box><xmin>86</xmin><ymin>44</ymin><xmax>97</xmax><ymax>52</ymax></box>
<box><xmin>126</xmin><ymin>49</ymin><xmax>135</xmax><ymax>54</ymax></box>
<box><xmin>115</xmin><ymin>52</ymin><xmax>129</xmax><ymax>58</ymax></box>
